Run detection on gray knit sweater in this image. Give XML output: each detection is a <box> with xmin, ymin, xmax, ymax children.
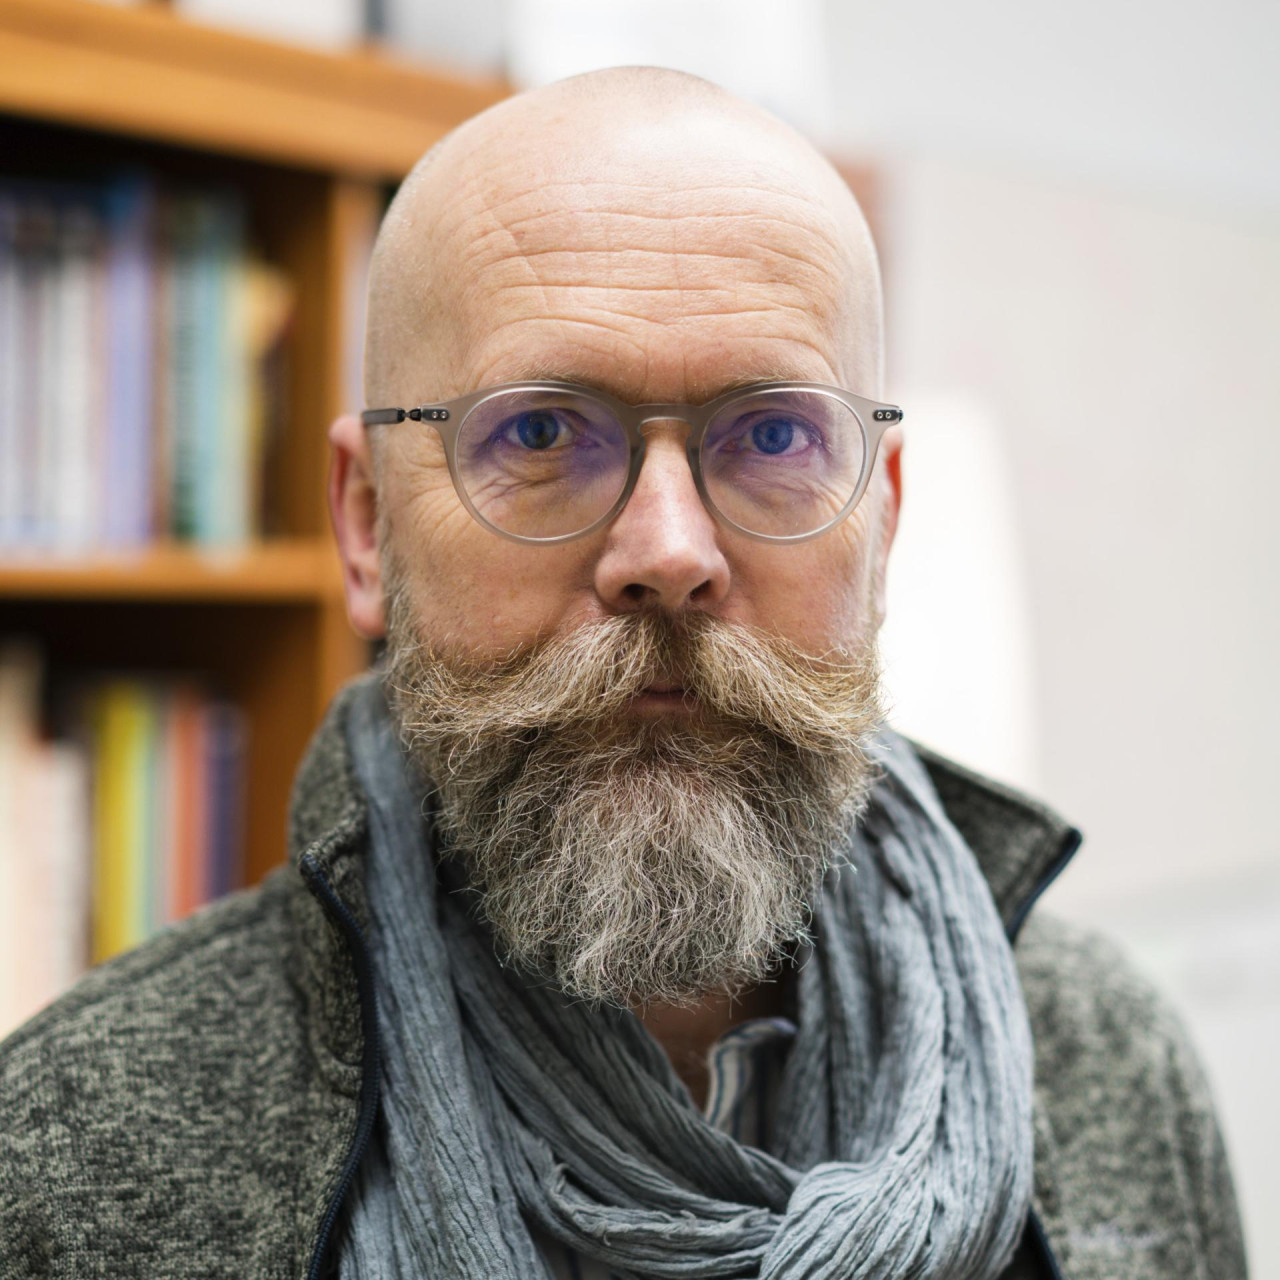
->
<box><xmin>0</xmin><ymin>671</ymin><xmax>1250</xmax><ymax>1279</ymax></box>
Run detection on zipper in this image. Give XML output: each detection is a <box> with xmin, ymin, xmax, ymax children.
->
<box><xmin>1027</xmin><ymin>1204</ymin><xmax>1067</xmax><ymax>1280</ymax></box>
<box><xmin>1007</xmin><ymin>827</ymin><xmax>1083</xmax><ymax>947</ymax></box>
<box><xmin>299</xmin><ymin>853</ymin><xmax>382</xmax><ymax>1280</ymax></box>
<box><xmin>1007</xmin><ymin>825</ymin><xmax>1083</xmax><ymax>1279</ymax></box>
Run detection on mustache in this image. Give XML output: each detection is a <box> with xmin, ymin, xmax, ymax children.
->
<box><xmin>385</xmin><ymin>608</ymin><xmax>883</xmax><ymax>757</ymax></box>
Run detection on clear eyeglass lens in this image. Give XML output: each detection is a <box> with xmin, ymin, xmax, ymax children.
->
<box><xmin>453</xmin><ymin>387</ymin><xmax>868</xmax><ymax>541</ymax></box>
<box><xmin>701</xmin><ymin>390</ymin><xmax>867</xmax><ymax>537</ymax></box>
<box><xmin>456</xmin><ymin>390</ymin><xmax>632</xmax><ymax>539</ymax></box>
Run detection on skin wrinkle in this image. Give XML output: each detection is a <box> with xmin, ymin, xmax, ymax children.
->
<box><xmin>330</xmin><ymin>66</ymin><xmax>902</xmax><ymax>1101</ymax></box>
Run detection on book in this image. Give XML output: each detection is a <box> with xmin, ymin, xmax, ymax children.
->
<box><xmin>0</xmin><ymin>643</ymin><xmax>44</xmax><ymax>1031</ymax></box>
<box><xmin>88</xmin><ymin>680</ymin><xmax>151</xmax><ymax>965</ymax></box>
<box><xmin>0</xmin><ymin>190</ymin><xmax>20</xmax><ymax>547</ymax></box>
<box><xmin>52</xmin><ymin>198</ymin><xmax>103</xmax><ymax>555</ymax></box>
<box><xmin>0</xmin><ymin>653</ymin><xmax>251</xmax><ymax>1036</ymax></box>
<box><xmin>0</xmin><ymin>644</ymin><xmax>91</xmax><ymax>1039</ymax></box>
<box><xmin>103</xmin><ymin>173</ymin><xmax>157</xmax><ymax>549</ymax></box>
<box><xmin>204</xmin><ymin>699</ymin><xmax>247</xmax><ymax>901</ymax></box>
<box><xmin>0</xmin><ymin>175</ymin><xmax>292</xmax><ymax>552</ymax></box>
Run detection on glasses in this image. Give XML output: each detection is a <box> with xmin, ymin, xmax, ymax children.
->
<box><xmin>361</xmin><ymin>381</ymin><xmax>903</xmax><ymax>545</ymax></box>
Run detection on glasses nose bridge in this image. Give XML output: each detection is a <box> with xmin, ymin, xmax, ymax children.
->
<box><xmin>633</xmin><ymin>405</ymin><xmax>696</xmax><ymax>440</ymax></box>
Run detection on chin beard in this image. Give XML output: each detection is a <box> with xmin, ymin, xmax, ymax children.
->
<box><xmin>380</xmin><ymin>581</ymin><xmax>886</xmax><ymax>1010</ymax></box>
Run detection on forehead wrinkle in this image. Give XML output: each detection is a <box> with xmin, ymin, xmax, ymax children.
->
<box><xmin>445</xmin><ymin>212</ymin><xmax>847</xmax><ymax>359</ymax></box>
<box><xmin>438</xmin><ymin>165</ymin><xmax>849</xmax><ymax>281</ymax></box>
<box><xmin>455</xmin><ymin>176</ymin><xmax>847</xmax><ymax>230</ymax></box>
<box><xmin>478</xmin><ymin>359</ymin><xmax>830</xmax><ymax>402</ymax></box>
<box><xmin>468</xmin><ymin>325</ymin><xmax>838</xmax><ymax>404</ymax></box>
<box><xmin>452</xmin><ymin>178</ymin><xmax>847</xmax><ymax>257</ymax></box>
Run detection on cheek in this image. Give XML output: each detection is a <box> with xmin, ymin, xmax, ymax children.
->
<box><xmin>387</xmin><ymin>465</ymin><xmax>593</xmax><ymax>658</ymax></box>
<box><xmin>730</xmin><ymin>508</ymin><xmax>879</xmax><ymax>651</ymax></box>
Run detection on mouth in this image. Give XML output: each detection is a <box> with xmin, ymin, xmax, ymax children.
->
<box><xmin>630</xmin><ymin>677</ymin><xmax>693</xmax><ymax>712</ymax></box>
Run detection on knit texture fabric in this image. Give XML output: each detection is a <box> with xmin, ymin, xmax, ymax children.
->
<box><xmin>337</xmin><ymin>674</ymin><xmax>1035</xmax><ymax>1280</ymax></box>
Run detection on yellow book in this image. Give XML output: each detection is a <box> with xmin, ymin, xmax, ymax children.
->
<box><xmin>90</xmin><ymin>681</ymin><xmax>152</xmax><ymax>966</ymax></box>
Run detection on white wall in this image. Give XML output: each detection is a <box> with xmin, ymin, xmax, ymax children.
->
<box><xmin>823</xmin><ymin>1</ymin><xmax>1280</xmax><ymax>1266</ymax></box>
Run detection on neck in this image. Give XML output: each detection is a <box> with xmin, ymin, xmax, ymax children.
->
<box><xmin>635</xmin><ymin>976</ymin><xmax>789</xmax><ymax>1112</ymax></box>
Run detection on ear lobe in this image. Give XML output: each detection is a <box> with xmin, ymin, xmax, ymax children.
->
<box><xmin>327</xmin><ymin>414</ymin><xmax>387</xmax><ymax>639</ymax></box>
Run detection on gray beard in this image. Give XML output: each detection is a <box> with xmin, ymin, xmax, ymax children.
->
<box><xmin>380</xmin><ymin>589</ymin><xmax>886</xmax><ymax>1009</ymax></box>
<box><xmin>410</xmin><ymin>718</ymin><xmax>866</xmax><ymax>1008</ymax></box>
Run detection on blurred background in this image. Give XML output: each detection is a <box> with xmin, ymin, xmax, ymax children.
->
<box><xmin>0</xmin><ymin>0</ymin><xmax>1275</xmax><ymax>1271</ymax></box>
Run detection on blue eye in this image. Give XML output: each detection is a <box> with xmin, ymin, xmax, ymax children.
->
<box><xmin>510</xmin><ymin>410</ymin><xmax>568</xmax><ymax>450</ymax></box>
<box><xmin>709</xmin><ymin>410</ymin><xmax>818</xmax><ymax>459</ymax></box>
<box><xmin>751</xmin><ymin>417</ymin><xmax>795</xmax><ymax>455</ymax></box>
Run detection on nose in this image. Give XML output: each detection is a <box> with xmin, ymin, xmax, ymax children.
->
<box><xmin>593</xmin><ymin>424</ymin><xmax>731</xmax><ymax>613</ymax></box>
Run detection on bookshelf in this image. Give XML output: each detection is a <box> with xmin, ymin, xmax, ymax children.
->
<box><xmin>0</xmin><ymin>0</ymin><xmax>508</xmax><ymax>894</ymax></box>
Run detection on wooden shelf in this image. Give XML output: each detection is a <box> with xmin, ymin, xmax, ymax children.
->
<box><xmin>0</xmin><ymin>538</ymin><xmax>347</xmax><ymax>602</ymax></box>
<box><xmin>0</xmin><ymin>0</ymin><xmax>498</xmax><ymax>902</ymax></box>
<box><xmin>0</xmin><ymin>0</ymin><xmax>507</xmax><ymax>177</ymax></box>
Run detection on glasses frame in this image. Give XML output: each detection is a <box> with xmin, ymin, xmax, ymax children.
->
<box><xmin>361</xmin><ymin>380</ymin><xmax>904</xmax><ymax>546</ymax></box>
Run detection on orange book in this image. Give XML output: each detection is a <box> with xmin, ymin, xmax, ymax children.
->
<box><xmin>168</xmin><ymin>681</ymin><xmax>206</xmax><ymax>923</ymax></box>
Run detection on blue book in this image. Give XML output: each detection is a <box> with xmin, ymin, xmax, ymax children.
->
<box><xmin>167</xmin><ymin>194</ymin><xmax>201</xmax><ymax>541</ymax></box>
<box><xmin>102</xmin><ymin>173</ymin><xmax>156</xmax><ymax>549</ymax></box>
<box><xmin>190</xmin><ymin>192</ymin><xmax>246</xmax><ymax>546</ymax></box>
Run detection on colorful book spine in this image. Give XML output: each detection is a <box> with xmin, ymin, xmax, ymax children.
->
<box><xmin>24</xmin><ymin>197</ymin><xmax>57</xmax><ymax>549</ymax></box>
<box><xmin>89</xmin><ymin>680</ymin><xmax>149</xmax><ymax>965</ymax></box>
<box><xmin>103</xmin><ymin>174</ymin><xmax>156</xmax><ymax>549</ymax></box>
<box><xmin>0</xmin><ymin>641</ymin><xmax>91</xmax><ymax>1039</ymax></box>
<box><xmin>0</xmin><ymin>191</ymin><xmax>20</xmax><ymax>547</ymax></box>
<box><xmin>166</xmin><ymin>681</ymin><xmax>208</xmax><ymax>925</ymax></box>
<box><xmin>0</xmin><ymin>653</ymin><xmax>251</xmax><ymax>1038</ymax></box>
<box><xmin>0</xmin><ymin>174</ymin><xmax>293</xmax><ymax>552</ymax></box>
<box><xmin>204</xmin><ymin>699</ymin><xmax>247</xmax><ymax>901</ymax></box>
<box><xmin>53</xmin><ymin>199</ymin><xmax>103</xmax><ymax>554</ymax></box>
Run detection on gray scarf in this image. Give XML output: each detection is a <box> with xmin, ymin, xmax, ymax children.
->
<box><xmin>337</xmin><ymin>674</ymin><xmax>1034</xmax><ymax>1280</ymax></box>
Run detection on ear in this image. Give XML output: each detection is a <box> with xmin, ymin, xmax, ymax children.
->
<box><xmin>870</xmin><ymin>423</ymin><xmax>903</xmax><ymax>627</ymax></box>
<box><xmin>327</xmin><ymin>413</ymin><xmax>387</xmax><ymax>639</ymax></box>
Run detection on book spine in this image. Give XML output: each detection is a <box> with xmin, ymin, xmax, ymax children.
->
<box><xmin>49</xmin><ymin>741</ymin><xmax>92</xmax><ymax>992</ymax></box>
<box><xmin>103</xmin><ymin>174</ymin><xmax>157</xmax><ymax>549</ymax></box>
<box><xmin>169</xmin><ymin>196</ymin><xmax>200</xmax><ymax>541</ymax></box>
<box><xmin>0</xmin><ymin>644</ymin><xmax>44</xmax><ymax>1036</ymax></box>
<box><xmin>54</xmin><ymin>199</ymin><xmax>101</xmax><ymax>554</ymax></box>
<box><xmin>165</xmin><ymin>681</ymin><xmax>197</xmax><ymax>922</ymax></box>
<box><xmin>89</xmin><ymin>680</ymin><xmax>151</xmax><ymax>965</ymax></box>
<box><xmin>143</xmin><ymin>682</ymin><xmax>166</xmax><ymax>939</ymax></box>
<box><xmin>151</xmin><ymin>189</ymin><xmax>175</xmax><ymax>540</ymax></box>
<box><xmin>0</xmin><ymin>188</ymin><xmax>20</xmax><ymax>550</ymax></box>
<box><xmin>25</xmin><ymin>199</ymin><xmax>57</xmax><ymax>550</ymax></box>
<box><xmin>219</xmin><ymin>210</ymin><xmax>251</xmax><ymax>545</ymax></box>
<box><xmin>190</xmin><ymin>198</ymin><xmax>220</xmax><ymax>544</ymax></box>
<box><xmin>204</xmin><ymin>699</ymin><xmax>247</xmax><ymax>900</ymax></box>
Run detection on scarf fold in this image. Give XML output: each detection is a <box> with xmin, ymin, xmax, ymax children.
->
<box><xmin>337</xmin><ymin>675</ymin><xmax>1034</xmax><ymax>1280</ymax></box>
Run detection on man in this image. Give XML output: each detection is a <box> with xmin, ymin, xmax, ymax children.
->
<box><xmin>0</xmin><ymin>67</ymin><xmax>1248</xmax><ymax>1280</ymax></box>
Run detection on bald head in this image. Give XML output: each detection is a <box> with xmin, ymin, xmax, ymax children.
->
<box><xmin>363</xmin><ymin>66</ymin><xmax>883</xmax><ymax>462</ymax></box>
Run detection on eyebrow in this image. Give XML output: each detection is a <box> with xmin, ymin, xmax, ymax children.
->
<box><xmin>493</xmin><ymin>361</ymin><xmax>821</xmax><ymax>404</ymax></box>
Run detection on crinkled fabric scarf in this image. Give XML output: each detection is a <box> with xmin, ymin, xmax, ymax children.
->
<box><xmin>337</xmin><ymin>676</ymin><xmax>1034</xmax><ymax>1280</ymax></box>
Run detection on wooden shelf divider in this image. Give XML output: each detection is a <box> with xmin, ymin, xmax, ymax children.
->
<box><xmin>0</xmin><ymin>538</ymin><xmax>346</xmax><ymax>602</ymax></box>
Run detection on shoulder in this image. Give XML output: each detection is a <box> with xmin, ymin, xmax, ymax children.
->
<box><xmin>1014</xmin><ymin>909</ymin><xmax>1249</xmax><ymax>1279</ymax></box>
<box><xmin>0</xmin><ymin>868</ymin><xmax>305</xmax><ymax>1277</ymax></box>
<box><xmin>0</xmin><ymin>866</ymin><xmax>295</xmax><ymax>1081</ymax></box>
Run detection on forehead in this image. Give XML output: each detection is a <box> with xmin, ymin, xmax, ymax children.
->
<box><xmin>423</xmin><ymin>139</ymin><xmax>860</xmax><ymax>398</ymax></box>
